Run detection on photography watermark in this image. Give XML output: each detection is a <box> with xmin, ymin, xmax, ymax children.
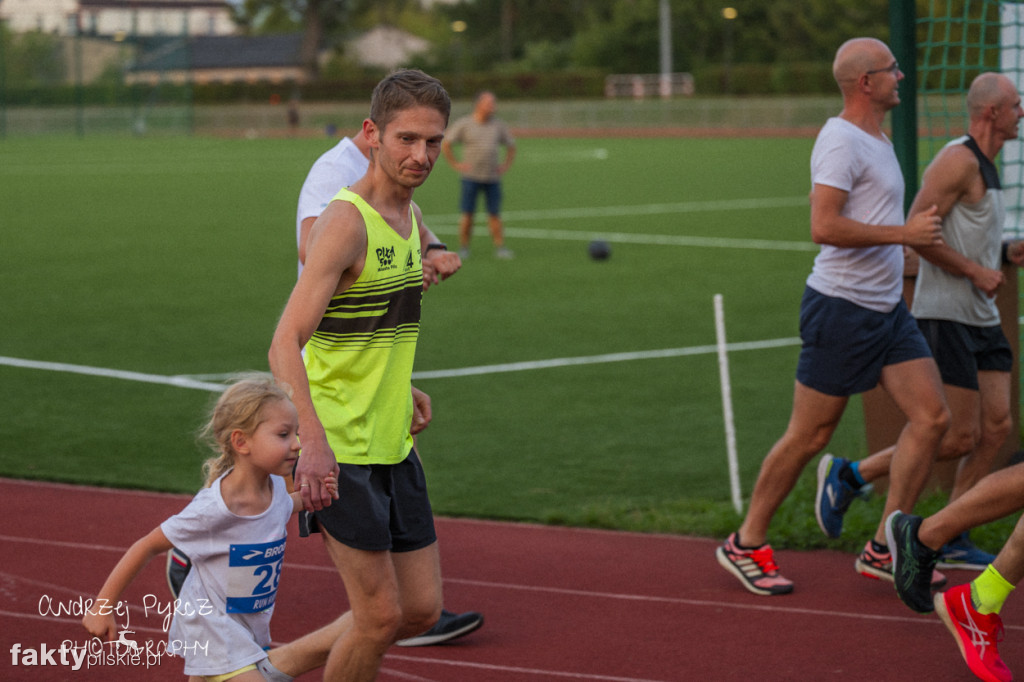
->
<box><xmin>8</xmin><ymin>593</ymin><xmax>211</xmax><ymax>672</ymax></box>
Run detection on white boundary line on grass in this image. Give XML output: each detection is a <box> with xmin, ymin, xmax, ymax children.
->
<box><xmin>0</xmin><ymin>338</ymin><xmax>802</xmax><ymax>390</ymax></box>
<box><xmin>447</xmin><ymin>195</ymin><xmax>811</xmax><ymax>223</ymax></box>
<box><xmin>410</xmin><ymin>337</ymin><xmax>800</xmax><ymax>380</ymax></box>
<box><xmin>424</xmin><ymin>195</ymin><xmax>819</xmax><ymax>252</ymax></box>
<box><xmin>0</xmin><ymin>356</ymin><xmax>226</xmax><ymax>392</ymax></box>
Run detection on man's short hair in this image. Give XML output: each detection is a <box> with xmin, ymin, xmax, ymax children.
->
<box><xmin>370</xmin><ymin>69</ymin><xmax>451</xmax><ymax>131</ymax></box>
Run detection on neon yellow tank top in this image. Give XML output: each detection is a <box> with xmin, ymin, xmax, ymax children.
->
<box><xmin>304</xmin><ymin>188</ymin><xmax>421</xmax><ymax>465</ymax></box>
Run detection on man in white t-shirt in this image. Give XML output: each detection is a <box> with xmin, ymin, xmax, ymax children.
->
<box><xmin>715</xmin><ymin>37</ymin><xmax>949</xmax><ymax>597</ymax></box>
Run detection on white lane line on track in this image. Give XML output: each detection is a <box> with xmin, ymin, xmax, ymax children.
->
<box><xmin>0</xmin><ymin>533</ymin><xmax>997</xmax><ymax>632</ymax></box>
<box><xmin>381</xmin><ymin>655</ymin><xmax>674</xmax><ymax>682</ymax></box>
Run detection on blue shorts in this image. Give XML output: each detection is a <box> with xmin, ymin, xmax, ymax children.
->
<box><xmin>306</xmin><ymin>449</ymin><xmax>436</xmax><ymax>553</ymax></box>
<box><xmin>460</xmin><ymin>179</ymin><xmax>502</xmax><ymax>215</ymax></box>
<box><xmin>795</xmin><ymin>287</ymin><xmax>932</xmax><ymax>397</ymax></box>
<box><xmin>917</xmin><ymin>318</ymin><xmax>1012</xmax><ymax>390</ymax></box>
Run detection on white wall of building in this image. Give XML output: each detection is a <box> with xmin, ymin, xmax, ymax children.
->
<box><xmin>0</xmin><ymin>0</ymin><xmax>235</xmax><ymax>37</ymax></box>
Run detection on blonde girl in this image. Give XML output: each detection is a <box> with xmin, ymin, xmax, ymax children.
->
<box><xmin>83</xmin><ymin>374</ymin><xmax>337</xmax><ymax>682</ymax></box>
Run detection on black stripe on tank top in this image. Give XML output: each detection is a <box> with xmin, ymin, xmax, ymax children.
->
<box><xmin>963</xmin><ymin>134</ymin><xmax>1002</xmax><ymax>190</ymax></box>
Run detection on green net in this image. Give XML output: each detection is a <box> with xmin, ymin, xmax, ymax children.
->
<box><xmin>911</xmin><ymin>0</ymin><xmax>1024</xmax><ymax>451</ymax></box>
<box><xmin>916</xmin><ymin>0</ymin><xmax>1024</xmax><ymax>237</ymax></box>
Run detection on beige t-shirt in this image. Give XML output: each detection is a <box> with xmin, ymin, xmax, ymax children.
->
<box><xmin>446</xmin><ymin>115</ymin><xmax>515</xmax><ymax>182</ymax></box>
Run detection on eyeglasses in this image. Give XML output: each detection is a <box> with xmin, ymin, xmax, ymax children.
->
<box><xmin>865</xmin><ymin>61</ymin><xmax>900</xmax><ymax>76</ymax></box>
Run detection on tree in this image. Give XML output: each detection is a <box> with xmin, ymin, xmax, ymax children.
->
<box><xmin>434</xmin><ymin>0</ymin><xmax>581</xmax><ymax>67</ymax></box>
<box><xmin>236</xmin><ymin>0</ymin><xmax>351</xmax><ymax>75</ymax></box>
<box><xmin>1</xmin><ymin>28</ymin><xmax>65</xmax><ymax>87</ymax></box>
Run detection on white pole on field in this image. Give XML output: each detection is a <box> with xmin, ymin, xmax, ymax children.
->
<box><xmin>714</xmin><ymin>294</ymin><xmax>743</xmax><ymax>514</ymax></box>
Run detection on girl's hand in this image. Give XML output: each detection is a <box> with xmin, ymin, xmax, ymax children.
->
<box><xmin>82</xmin><ymin>612</ymin><xmax>118</xmax><ymax>642</ymax></box>
<box><xmin>324</xmin><ymin>472</ymin><xmax>339</xmax><ymax>500</ymax></box>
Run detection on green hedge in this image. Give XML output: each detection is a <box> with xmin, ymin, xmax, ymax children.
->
<box><xmin>1</xmin><ymin>82</ymin><xmax>191</xmax><ymax>106</ymax></box>
<box><xmin>0</xmin><ymin>63</ymin><xmax>837</xmax><ymax>107</ymax></box>
<box><xmin>692</xmin><ymin>61</ymin><xmax>836</xmax><ymax>96</ymax></box>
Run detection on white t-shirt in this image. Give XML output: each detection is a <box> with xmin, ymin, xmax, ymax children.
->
<box><xmin>805</xmin><ymin>117</ymin><xmax>906</xmax><ymax>313</ymax></box>
<box><xmin>295</xmin><ymin>136</ymin><xmax>369</xmax><ymax>275</ymax></box>
<box><xmin>160</xmin><ymin>473</ymin><xmax>293</xmax><ymax>676</ymax></box>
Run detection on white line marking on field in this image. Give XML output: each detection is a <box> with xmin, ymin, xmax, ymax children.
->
<box><xmin>426</xmin><ymin>196</ymin><xmax>816</xmax><ymax>252</ymax></box>
<box><xmin>410</xmin><ymin>337</ymin><xmax>801</xmax><ymax>380</ymax></box>
<box><xmin>0</xmin><ymin>338</ymin><xmax>801</xmax><ymax>389</ymax></box>
<box><xmin>0</xmin><ymin>356</ymin><xmax>226</xmax><ymax>392</ymax></box>
<box><xmin>510</xmin><ymin>227</ymin><xmax>816</xmax><ymax>251</ymax></box>
<box><xmin>523</xmin><ymin>147</ymin><xmax>610</xmax><ymax>163</ymax></box>
<box><xmin>444</xmin><ymin>195</ymin><xmax>808</xmax><ymax>223</ymax></box>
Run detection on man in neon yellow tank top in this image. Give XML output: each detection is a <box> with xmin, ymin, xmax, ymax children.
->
<box><xmin>269</xmin><ymin>69</ymin><xmax>452</xmax><ymax>681</ymax></box>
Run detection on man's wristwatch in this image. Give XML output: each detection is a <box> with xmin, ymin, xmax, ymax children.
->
<box><xmin>425</xmin><ymin>242</ymin><xmax>447</xmax><ymax>253</ymax></box>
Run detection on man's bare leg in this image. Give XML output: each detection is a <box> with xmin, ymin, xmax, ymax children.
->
<box><xmin>873</xmin><ymin>357</ymin><xmax>949</xmax><ymax>545</ymax></box>
<box><xmin>317</xmin><ymin>534</ymin><xmax>443</xmax><ymax>681</ymax></box>
<box><xmin>737</xmin><ymin>382</ymin><xmax>847</xmax><ymax>546</ymax></box>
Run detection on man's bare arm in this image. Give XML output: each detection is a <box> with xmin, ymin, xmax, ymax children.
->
<box><xmin>810</xmin><ymin>183</ymin><xmax>941</xmax><ymax>248</ymax></box>
<box><xmin>269</xmin><ymin>201</ymin><xmax>367</xmax><ymax>511</ymax></box>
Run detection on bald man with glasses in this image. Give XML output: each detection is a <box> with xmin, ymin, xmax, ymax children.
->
<box><xmin>716</xmin><ymin>37</ymin><xmax>948</xmax><ymax>597</ymax></box>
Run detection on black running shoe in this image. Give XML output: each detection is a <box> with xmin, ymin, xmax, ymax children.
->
<box><xmin>395</xmin><ymin>610</ymin><xmax>484</xmax><ymax>647</ymax></box>
<box><xmin>886</xmin><ymin>511</ymin><xmax>940</xmax><ymax>613</ymax></box>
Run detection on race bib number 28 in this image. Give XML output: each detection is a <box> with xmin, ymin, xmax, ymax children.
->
<box><xmin>225</xmin><ymin>537</ymin><xmax>286</xmax><ymax>613</ymax></box>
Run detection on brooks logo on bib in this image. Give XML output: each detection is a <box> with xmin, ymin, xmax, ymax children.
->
<box><xmin>225</xmin><ymin>537</ymin><xmax>285</xmax><ymax>613</ymax></box>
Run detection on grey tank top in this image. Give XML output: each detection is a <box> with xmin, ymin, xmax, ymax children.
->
<box><xmin>911</xmin><ymin>135</ymin><xmax>1005</xmax><ymax>326</ymax></box>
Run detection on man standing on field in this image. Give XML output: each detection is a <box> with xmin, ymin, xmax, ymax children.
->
<box><xmin>442</xmin><ymin>90</ymin><xmax>516</xmax><ymax>259</ymax></box>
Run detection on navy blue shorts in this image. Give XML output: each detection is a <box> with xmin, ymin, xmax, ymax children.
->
<box><xmin>916</xmin><ymin>318</ymin><xmax>1012</xmax><ymax>390</ymax></box>
<box><xmin>795</xmin><ymin>287</ymin><xmax>932</xmax><ymax>397</ymax></box>
<box><xmin>307</xmin><ymin>449</ymin><xmax>436</xmax><ymax>553</ymax></box>
<box><xmin>459</xmin><ymin>179</ymin><xmax>502</xmax><ymax>215</ymax></box>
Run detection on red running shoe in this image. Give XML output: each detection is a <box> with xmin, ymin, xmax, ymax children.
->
<box><xmin>934</xmin><ymin>584</ymin><xmax>1012</xmax><ymax>682</ymax></box>
<box><xmin>716</xmin><ymin>533</ymin><xmax>794</xmax><ymax>596</ymax></box>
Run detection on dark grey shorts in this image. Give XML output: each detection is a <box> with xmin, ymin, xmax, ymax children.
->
<box><xmin>916</xmin><ymin>318</ymin><xmax>1013</xmax><ymax>390</ymax></box>
<box><xmin>303</xmin><ymin>449</ymin><xmax>436</xmax><ymax>552</ymax></box>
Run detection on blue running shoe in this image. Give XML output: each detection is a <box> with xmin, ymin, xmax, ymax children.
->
<box><xmin>937</xmin><ymin>532</ymin><xmax>996</xmax><ymax>571</ymax></box>
<box><xmin>815</xmin><ymin>454</ymin><xmax>865</xmax><ymax>539</ymax></box>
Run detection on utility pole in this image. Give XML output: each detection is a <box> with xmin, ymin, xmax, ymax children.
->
<box><xmin>659</xmin><ymin>0</ymin><xmax>671</xmax><ymax>98</ymax></box>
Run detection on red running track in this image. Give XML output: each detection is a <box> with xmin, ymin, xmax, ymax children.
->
<box><xmin>0</xmin><ymin>477</ymin><xmax>1018</xmax><ymax>681</ymax></box>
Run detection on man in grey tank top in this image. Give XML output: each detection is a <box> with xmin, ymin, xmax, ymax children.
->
<box><xmin>880</xmin><ymin>73</ymin><xmax>1024</xmax><ymax>682</ymax></box>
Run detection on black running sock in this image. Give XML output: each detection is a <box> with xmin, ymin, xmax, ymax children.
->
<box><xmin>838</xmin><ymin>465</ymin><xmax>862</xmax><ymax>489</ymax></box>
<box><xmin>870</xmin><ymin>539</ymin><xmax>888</xmax><ymax>554</ymax></box>
<box><xmin>733</xmin><ymin>533</ymin><xmax>763</xmax><ymax>550</ymax></box>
